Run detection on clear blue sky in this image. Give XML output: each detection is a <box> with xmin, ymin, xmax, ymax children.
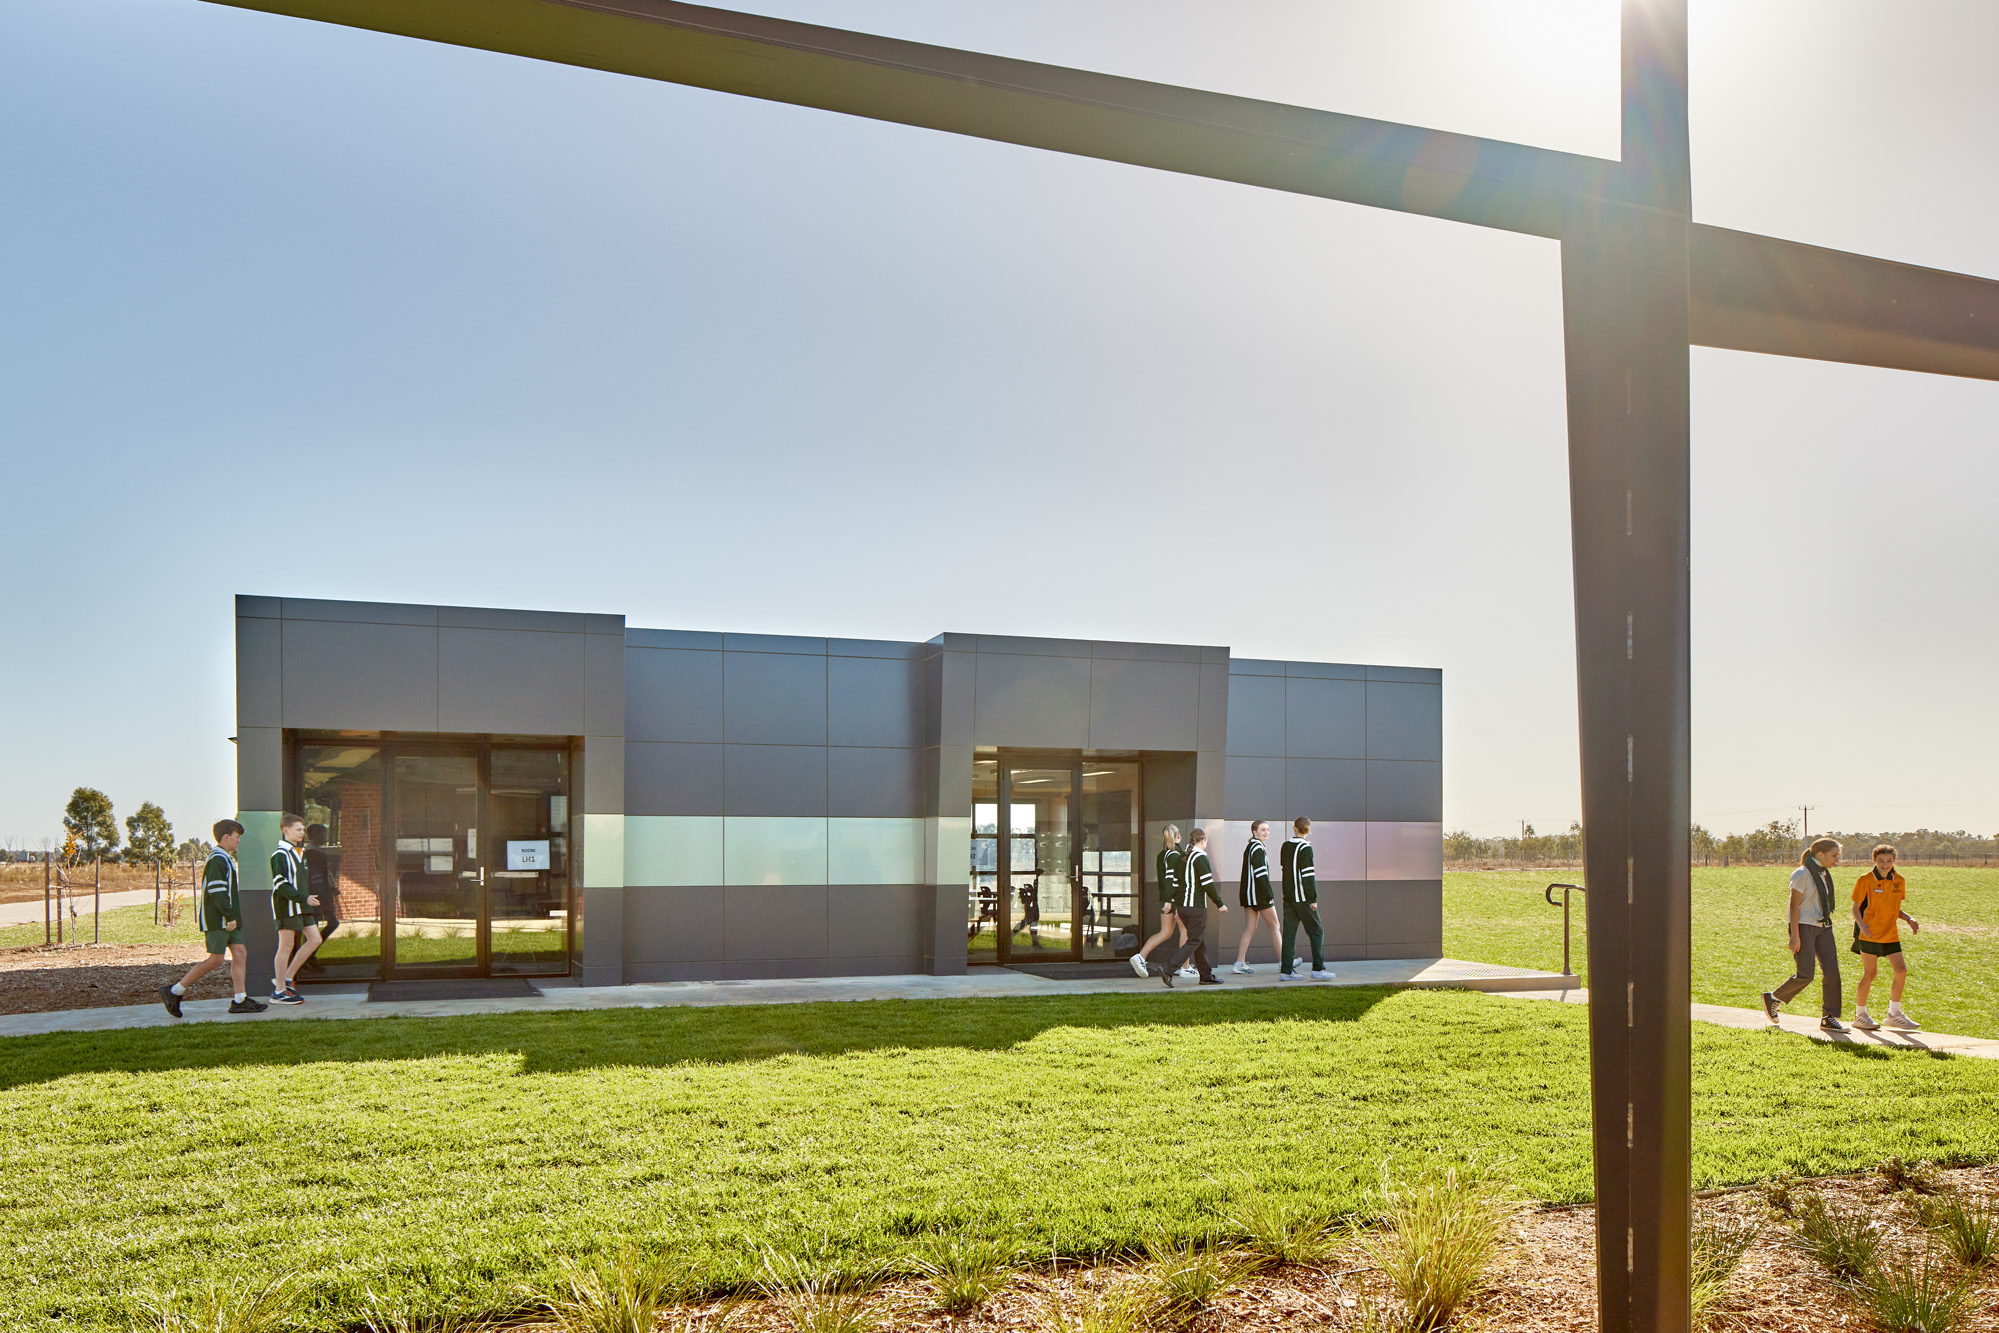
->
<box><xmin>3</xmin><ymin>0</ymin><xmax>1995</xmax><ymax>850</ymax></box>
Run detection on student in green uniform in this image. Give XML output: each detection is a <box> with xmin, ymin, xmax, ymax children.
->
<box><xmin>1152</xmin><ymin>827</ymin><xmax>1225</xmax><ymax>986</ymax></box>
<box><xmin>269</xmin><ymin>814</ymin><xmax>323</xmax><ymax>1004</ymax></box>
<box><xmin>1279</xmin><ymin>817</ymin><xmax>1335</xmax><ymax>981</ymax></box>
<box><xmin>1233</xmin><ymin>820</ymin><xmax>1279</xmax><ymax>974</ymax></box>
<box><xmin>159</xmin><ymin>819</ymin><xmax>268</xmax><ymax>1016</ymax></box>
<box><xmin>1130</xmin><ymin>825</ymin><xmax>1188</xmax><ymax>977</ymax></box>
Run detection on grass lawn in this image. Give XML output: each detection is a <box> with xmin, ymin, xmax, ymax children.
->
<box><xmin>0</xmin><ymin>900</ymin><xmax>197</xmax><ymax>948</ymax></box>
<box><xmin>1446</xmin><ymin>866</ymin><xmax>1999</xmax><ymax>1041</ymax></box>
<box><xmin>4</xmin><ymin>988</ymin><xmax>1999</xmax><ymax>1330</ymax></box>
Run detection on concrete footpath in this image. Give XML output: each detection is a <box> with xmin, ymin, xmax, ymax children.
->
<box><xmin>0</xmin><ymin>888</ymin><xmax>158</xmax><ymax>927</ymax></box>
<box><xmin>1496</xmin><ymin>987</ymin><xmax>1999</xmax><ymax>1061</ymax></box>
<box><xmin>0</xmin><ymin>957</ymin><xmax>1566</xmax><ymax>1039</ymax></box>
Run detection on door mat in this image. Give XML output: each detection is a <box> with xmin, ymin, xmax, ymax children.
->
<box><xmin>1005</xmin><ymin>961</ymin><xmax>1142</xmax><ymax>981</ymax></box>
<box><xmin>366</xmin><ymin>978</ymin><xmax>543</xmax><ymax>1002</ymax></box>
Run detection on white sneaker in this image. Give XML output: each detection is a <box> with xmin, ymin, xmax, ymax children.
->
<box><xmin>1129</xmin><ymin>955</ymin><xmax>1150</xmax><ymax>978</ymax></box>
<box><xmin>1309</xmin><ymin>969</ymin><xmax>1336</xmax><ymax>980</ymax></box>
<box><xmin>1853</xmin><ymin>1008</ymin><xmax>1881</xmax><ymax>1030</ymax></box>
<box><xmin>1177</xmin><ymin>965</ymin><xmax>1198</xmax><ymax>978</ymax></box>
<box><xmin>1293</xmin><ymin>958</ymin><xmax>1306</xmax><ymax>972</ymax></box>
<box><xmin>1885</xmin><ymin>1010</ymin><xmax>1923</xmax><ymax>1031</ymax></box>
<box><xmin>1277</xmin><ymin>971</ymin><xmax>1300</xmax><ymax>981</ymax></box>
<box><xmin>1232</xmin><ymin>962</ymin><xmax>1254</xmax><ymax>975</ymax></box>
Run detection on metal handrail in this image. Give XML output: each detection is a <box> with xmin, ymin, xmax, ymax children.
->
<box><xmin>1544</xmin><ymin>882</ymin><xmax>1586</xmax><ymax>979</ymax></box>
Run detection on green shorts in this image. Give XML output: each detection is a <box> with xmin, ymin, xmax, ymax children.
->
<box><xmin>276</xmin><ymin>914</ymin><xmax>314</xmax><ymax>934</ymax></box>
<box><xmin>1852</xmin><ymin>937</ymin><xmax>1903</xmax><ymax>957</ymax></box>
<box><xmin>203</xmin><ymin>926</ymin><xmax>243</xmax><ymax>954</ymax></box>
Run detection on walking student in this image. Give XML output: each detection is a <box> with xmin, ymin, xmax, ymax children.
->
<box><xmin>299</xmin><ymin>822</ymin><xmax>340</xmax><ymax>976</ymax></box>
<box><xmin>1279</xmin><ymin>818</ymin><xmax>1335</xmax><ymax>981</ymax></box>
<box><xmin>1152</xmin><ymin>827</ymin><xmax>1224</xmax><ymax>986</ymax></box>
<box><xmin>269</xmin><ymin>814</ymin><xmax>323</xmax><ymax>1004</ymax></box>
<box><xmin>1233</xmin><ymin>820</ymin><xmax>1279</xmax><ymax>974</ymax></box>
<box><xmin>1851</xmin><ymin>843</ymin><xmax>1923</xmax><ymax>1032</ymax></box>
<box><xmin>1762</xmin><ymin>837</ymin><xmax>1847</xmax><ymax>1032</ymax></box>
<box><xmin>158</xmin><ymin>819</ymin><xmax>267</xmax><ymax>1016</ymax></box>
<box><xmin>1130</xmin><ymin>825</ymin><xmax>1188</xmax><ymax>977</ymax></box>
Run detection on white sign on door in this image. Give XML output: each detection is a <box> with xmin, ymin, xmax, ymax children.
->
<box><xmin>507</xmin><ymin>840</ymin><xmax>551</xmax><ymax>871</ymax></box>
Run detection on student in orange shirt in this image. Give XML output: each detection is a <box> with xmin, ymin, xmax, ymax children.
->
<box><xmin>1851</xmin><ymin>842</ymin><xmax>1923</xmax><ymax>1032</ymax></box>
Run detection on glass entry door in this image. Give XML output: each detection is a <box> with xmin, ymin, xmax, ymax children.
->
<box><xmin>391</xmin><ymin>752</ymin><xmax>484</xmax><ymax>976</ymax></box>
<box><xmin>968</xmin><ymin>755</ymin><xmax>1143</xmax><ymax>966</ymax></box>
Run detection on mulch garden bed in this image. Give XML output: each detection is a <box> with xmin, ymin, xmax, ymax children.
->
<box><xmin>0</xmin><ymin>941</ymin><xmax>224</xmax><ymax>1015</ymax></box>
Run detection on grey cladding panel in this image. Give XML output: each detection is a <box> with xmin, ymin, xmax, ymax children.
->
<box><xmin>1225</xmin><ymin>674</ymin><xmax>1286</xmax><ymax>757</ymax></box>
<box><xmin>828</xmin><ymin>884</ymin><xmax>922</xmax><ymax>959</ymax></box>
<box><xmin>976</xmin><ymin>634</ymin><xmax>1091</xmax><ymax>657</ymax></box>
<box><xmin>1223</xmin><ymin>756</ymin><xmax>1285</xmax><ymax>820</ymax></box>
<box><xmin>280</xmin><ymin>619</ymin><xmax>437</xmax><ymax>731</ymax></box>
<box><xmin>828</xmin><ymin>656</ymin><xmax>923</xmax><ymax>748</ymax></box>
<box><xmin>827</xmin><ymin>638</ymin><xmax>925</xmax><ymax>659</ymax></box>
<box><xmin>626</xmin><ymin>648</ymin><xmax>723</xmax><ymax>743</ymax></box>
<box><xmin>236</xmin><ymin>616</ymin><xmax>281</xmax><ymax>730</ymax></box>
<box><xmin>724</xmin><ymin>633</ymin><xmax>825</xmax><ymax>655</ymax></box>
<box><xmin>623</xmin><ymin>886</ymin><xmax>726</xmax><ymax>963</ymax></box>
<box><xmin>1366</xmin><ymin>682</ymin><xmax>1443</xmax><ymax>760</ymax></box>
<box><xmin>726</xmin><ymin>885</ymin><xmax>829</xmax><ymax>960</ymax></box>
<box><xmin>281</xmin><ymin>598</ymin><xmax>435</xmax><ymax>626</ymax></box>
<box><xmin>1285</xmin><ymin>758</ymin><xmax>1366</xmax><ymax>821</ymax></box>
<box><xmin>1197</xmin><ymin>663</ymin><xmax>1229</xmax><ymax>754</ymax></box>
<box><xmin>236</xmin><ymin>594</ymin><xmax>280</xmax><ymax>619</ymax></box>
<box><xmin>1286</xmin><ymin>678</ymin><xmax>1366</xmax><ymax>759</ymax></box>
<box><xmin>627</xmin><ymin>628</ymin><xmax>723</xmax><ymax>650</ymax></box>
<box><xmin>1087</xmin><ymin>658</ymin><xmax>1199</xmax><ymax>750</ymax></box>
<box><xmin>580</xmin><ymin>738</ymin><xmax>624</xmax><ymax>816</ymax></box>
<box><xmin>583</xmin><ymin>634</ymin><xmax>625</xmax><ymax>737</ymax></box>
<box><xmin>973</xmin><ymin>653</ymin><xmax>1089</xmax><ymax>748</ymax></box>
<box><xmin>1366</xmin><ymin>665</ymin><xmax>1443</xmax><ymax>683</ymax></box>
<box><xmin>724</xmin><ymin>652</ymin><xmax>827</xmax><ymax>745</ymax></box>
<box><xmin>237</xmin><ymin>728</ymin><xmax>283</xmax><ymax>811</ymax></box>
<box><xmin>724</xmin><ymin>744</ymin><xmax>828</xmax><ymax>816</ymax></box>
<box><xmin>829</xmin><ymin>747</ymin><xmax>921</xmax><ymax>818</ymax></box>
<box><xmin>438</xmin><ymin>628</ymin><xmax>585</xmax><ymax>735</ymax></box>
<box><xmin>626</xmin><ymin>742</ymin><xmax>724</xmax><ymax>817</ymax></box>
<box><xmin>1366</xmin><ymin>760</ymin><xmax>1443</xmax><ymax>821</ymax></box>
<box><xmin>1319</xmin><ymin>882</ymin><xmax>1369</xmax><ymax>946</ymax></box>
<box><xmin>437</xmin><ymin>605</ymin><xmax>595</xmax><ymax>632</ymax></box>
<box><xmin>1367</xmin><ymin>881</ymin><xmax>1444</xmax><ymax>945</ymax></box>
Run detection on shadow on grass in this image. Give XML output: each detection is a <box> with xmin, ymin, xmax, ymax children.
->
<box><xmin>0</xmin><ymin>985</ymin><xmax>1402</xmax><ymax>1089</ymax></box>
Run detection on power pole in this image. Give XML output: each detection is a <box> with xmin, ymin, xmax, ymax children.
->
<box><xmin>1802</xmin><ymin>806</ymin><xmax>1812</xmax><ymax>838</ymax></box>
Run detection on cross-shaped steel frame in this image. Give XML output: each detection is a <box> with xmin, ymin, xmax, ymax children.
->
<box><xmin>189</xmin><ymin>2</ymin><xmax>1999</xmax><ymax>1328</ymax></box>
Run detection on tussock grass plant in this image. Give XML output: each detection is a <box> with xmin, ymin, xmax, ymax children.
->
<box><xmin>1365</xmin><ymin>1165</ymin><xmax>1516</xmax><ymax>1332</ymax></box>
<box><xmin>1851</xmin><ymin>1244</ymin><xmax>1979</xmax><ymax>1333</ymax></box>
<box><xmin>1756</xmin><ymin>1172</ymin><xmax>1800</xmax><ymax>1219</ymax></box>
<box><xmin>1788</xmin><ymin>1192</ymin><xmax>1881</xmax><ymax>1281</ymax></box>
<box><xmin>909</xmin><ymin>1231</ymin><xmax>1024</xmax><ymax>1313</ymax></box>
<box><xmin>360</xmin><ymin>1291</ymin><xmax>487</xmax><ymax>1333</ymax></box>
<box><xmin>541</xmin><ymin>1248</ymin><xmax>697</xmax><ymax>1333</ymax></box>
<box><xmin>1032</xmin><ymin>1279</ymin><xmax>1148</xmax><ymax>1333</ymax></box>
<box><xmin>1688</xmin><ymin>1213</ymin><xmax>1759</xmax><ymax>1330</ymax></box>
<box><xmin>135</xmin><ymin>1278</ymin><xmax>299</xmax><ymax>1333</ymax></box>
<box><xmin>1878</xmin><ymin>1157</ymin><xmax>1945</xmax><ymax>1195</ymax></box>
<box><xmin>1914</xmin><ymin>1190</ymin><xmax>1999</xmax><ymax>1269</ymax></box>
<box><xmin>1137</xmin><ymin>1230</ymin><xmax>1262</xmax><ymax>1323</ymax></box>
<box><xmin>1227</xmin><ymin>1191</ymin><xmax>1347</xmax><ymax>1267</ymax></box>
<box><xmin>756</xmin><ymin>1250</ymin><xmax>895</xmax><ymax>1333</ymax></box>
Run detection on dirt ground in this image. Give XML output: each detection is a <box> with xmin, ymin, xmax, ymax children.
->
<box><xmin>0</xmin><ymin>940</ymin><xmax>228</xmax><ymax>1015</ymax></box>
<box><xmin>689</xmin><ymin>1169</ymin><xmax>1998</xmax><ymax>1333</ymax></box>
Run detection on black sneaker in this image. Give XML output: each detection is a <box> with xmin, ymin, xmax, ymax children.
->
<box><xmin>228</xmin><ymin>998</ymin><xmax>268</xmax><ymax>1014</ymax></box>
<box><xmin>1160</xmin><ymin>968</ymin><xmax>1175</xmax><ymax>988</ymax></box>
<box><xmin>1761</xmin><ymin>992</ymin><xmax>1780</xmax><ymax>1024</ymax></box>
<box><xmin>158</xmin><ymin>984</ymin><xmax>182</xmax><ymax>1018</ymax></box>
<box><xmin>1199</xmin><ymin>976</ymin><xmax>1223</xmax><ymax>986</ymax></box>
<box><xmin>1820</xmin><ymin>1015</ymin><xmax>1848</xmax><ymax>1033</ymax></box>
<box><xmin>272</xmin><ymin>989</ymin><xmax>304</xmax><ymax>1006</ymax></box>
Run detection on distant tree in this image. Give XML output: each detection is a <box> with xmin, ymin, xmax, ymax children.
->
<box><xmin>63</xmin><ymin>788</ymin><xmax>119</xmax><ymax>863</ymax></box>
<box><xmin>1689</xmin><ymin>824</ymin><xmax>1717</xmax><ymax>866</ymax></box>
<box><xmin>1444</xmin><ymin>829</ymin><xmax>1482</xmax><ymax>862</ymax></box>
<box><xmin>125</xmin><ymin>802</ymin><xmax>175</xmax><ymax>873</ymax></box>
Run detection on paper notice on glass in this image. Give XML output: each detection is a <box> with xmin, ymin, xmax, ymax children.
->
<box><xmin>507</xmin><ymin>840</ymin><xmax>550</xmax><ymax>871</ymax></box>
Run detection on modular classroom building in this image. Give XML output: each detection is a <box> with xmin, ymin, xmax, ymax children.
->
<box><xmin>232</xmin><ymin>596</ymin><xmax>1443</xmax><ymax>988</ymax></box>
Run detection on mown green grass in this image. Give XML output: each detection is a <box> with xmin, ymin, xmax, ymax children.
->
<box><xmin>0</xmin><ymin>900</ymin><xmax>195</xmax><ymax>948</ymax></box>
<box><xmin>3</xmin><ymin>987</ymin><xmax>1997</xmax><ymax>1330</ymax></box>
<box><xmin>1446</xmin><ymin>866</ymin><xmax>1999</xmax><ymax>1040</ymax></box>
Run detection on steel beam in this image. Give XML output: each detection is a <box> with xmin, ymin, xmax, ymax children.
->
<box><xmin>204</xmin><ymin>0</ymin><xmax>1612</xmax><ymax>237</ymax></box>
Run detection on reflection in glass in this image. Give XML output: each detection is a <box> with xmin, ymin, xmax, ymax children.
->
<box><xmin>968</xmin><ymin>759</ymin><xmax>1001</xmax><ymax>963</ymax></box>
<box><xmin>299</xmin><ymin>746</ymin><xmax>383</xmax><ymax>979</ymax></box>
<box><xmin>488</xmin><ymin>748</ymin><xmax>570</xmax><ymax>974</ymax></box>
<box><xmin>1006</xmin><ymin>768</ymin><xmax>1073</xmax><ymax>962</ymax></box>
<box><xmin>1080</xmin><ymin>764</ymin><xmax>1142</xmax><ymax>959</ymax></box>
<box><xmin>393</xmin><ymin>753</ymin><xmax>482</xmax><ymax>973</ymax></box>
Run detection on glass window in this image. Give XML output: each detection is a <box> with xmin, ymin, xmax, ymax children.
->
<box><xmin>488</xmin><ymin>748</ymin><xmax>570</xmax><ymax>975</ymax></box>
<box><xmin>299</xmin><ymin>746</ymin><xmax>383</xmax><ymax>980</ymax></box>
